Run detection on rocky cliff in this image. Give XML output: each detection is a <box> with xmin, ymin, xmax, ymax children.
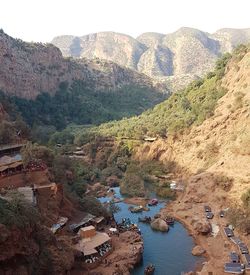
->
<box><xmin>52</xmin><ymin>27</ymin><xmax>250</xmax><ymax>91</ymax></box>
<box><xmin>0</xmin><ymin>30</ymin><xmax>164</xmax><ymax>99</ymax></box>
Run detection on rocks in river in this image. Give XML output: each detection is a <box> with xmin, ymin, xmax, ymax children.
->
<box><xmin>150</xmin><ymin>218</ymin><xmax>169</xmax><ymax>232</ymax></box>
<box><xmin>192</xmin><ymin>245</ymin><xmax>206</xmax><ymax>256</ymax></box>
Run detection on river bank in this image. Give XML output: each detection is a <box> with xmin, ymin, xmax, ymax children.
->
<box><xmin>161</xmin><ymin>172</ymin><xmax>250</xmax><ymax>275</ymax></box>
<box><xmin>106</xmin><ymin>188</ymin><xmax>204</xmax><ymax>274</ymax></box>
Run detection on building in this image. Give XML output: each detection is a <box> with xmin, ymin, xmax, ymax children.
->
<box><xmin>0</xmin><ymin>143</ymin><xmax>25</xmax><ymax>158</ymax></box>
<box><xmin>74</xmin><ymin>226</ymin><xmax>112</xmax><ymax>266</ymax></box>
<box><xmin>0</xmin><ymin>154</ymin><xmax>24</xmax><ymax>180</ymax></box>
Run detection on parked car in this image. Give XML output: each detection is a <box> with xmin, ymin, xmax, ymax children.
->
<box><xmin>204</xmin><ymin>205</ymin><xmax>211</xmax><ymax>212</ymax></box>
<box><xmin>224</xmin><ymin>227</ymin><xmax>234</xmax><ymax>238</ymax></box>
<box><xmin>206</xmin><ymin>212</ymin><xmax>214</xmax><ymax>219</ymax></box>
<box><xmin>230</xmin><ymin>252</ymin><xmax>240</xmax><ymax>263</ymax></box>
<box><xmin>219</xmin><ymin>210</ymin><xmax>225</xmax><ymax>217</ymax></box>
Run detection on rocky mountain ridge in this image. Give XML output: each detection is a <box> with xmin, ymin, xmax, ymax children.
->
<box><xmin>0</xmin><ymin>30</ymin><xmax>164</xmax><ymax>99</ymax></box>
<box><xmin>52</xmin><ymin>27</ymin><xmax>250</xmax><ymax>91</ymax></box>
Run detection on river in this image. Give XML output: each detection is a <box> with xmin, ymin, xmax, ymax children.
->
<box><xmin>99</xmin><ymin>187</ymin><xmax>204</xmax><ymax>275</ymax></box>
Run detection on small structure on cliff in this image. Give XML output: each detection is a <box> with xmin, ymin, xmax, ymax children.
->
<box><xmin>74</xmin><ymin>226</ymin><xmax>112</xmax><ymax>266</ymax></box>
<box><xmin>0</xmin><ymin>143</ymin><xmax>25</xmax><ymax>158</ymax></box>
<box><xmin>0</xmin><ymin>154</ymin><xmax>24</xmax><ymax>179</ymax></box>
<box><xmin>51</xmin><ymin>216</ymin><xmax>68</xmax><ymax>234</ymax></box>
<box><xmin>69</xmin><ymin>213</ymin><xmax>105</xmax><ymax>232</ymax></box>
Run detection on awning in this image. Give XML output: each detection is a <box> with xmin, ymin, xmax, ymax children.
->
<box><xmin>83</xmin><ymin>248</ymin><xmax>98</xmax><ymax>256</ymax></box>
<box><xmin>69</xmin><ymin>213</ymin><xmax>96</xmax><ymax>231</ymax></box>
<box><xmin>93</xmin><ymin>216</ymin><xmax>104</xmax><ymax>224</ymax></box>
<box><xmin>75</xmin><ymin>232</ymin><xmax>111</xmax><ymax>255</ymax></box>
<box><xmin>0</xmin><ymin>161</ymin><xmax>23</xmax><ymax>172</ymax></box>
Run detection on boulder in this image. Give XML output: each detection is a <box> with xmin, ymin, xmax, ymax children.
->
<box><xmin>150</xmin><ymin>218</ymin><xmax>169</xmax><ymax>232</ymax></box>
<box><xmin>154</xmin><ymin>213</ymin><xmax>161</xmax><ymax>219</ymax></box>
<box><xmin>192</xmin><ymin>245</ymin><xmax>206</xmax><ymax>256</ymax></box>
<box><xmin>194</xmin><ymin>221</ymin><xmax>212</xmax><ymax>235</ymax></box>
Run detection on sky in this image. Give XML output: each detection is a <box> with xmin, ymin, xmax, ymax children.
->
<box><xmin>0</xmin><ymin>0</ymin><xmax>250</xmax><ymax>42</ymax></box>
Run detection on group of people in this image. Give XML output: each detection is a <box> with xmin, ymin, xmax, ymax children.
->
<box><xmin>96</xmin><ymin>242</ymin><xmax>112</xmax><ymax>257</ymax></box>
<box><xmin>84</xmin><ymin>255</ymin><xmax>99</xmax><ymax>264</ymax></box>
<box><xmin>84</xmin><ymin>242</ymin><xmax>112</xmax><ymax>264</ymax></box>
<box><xmin>117</xmin><ymin>218</ymin><xmax>141</xmax><ymax>235</ymax></box>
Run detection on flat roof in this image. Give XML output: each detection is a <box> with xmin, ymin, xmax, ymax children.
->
<box><xmin>84</xmin><ymin>248</ymin><xmax>98</xmax><ymax>256</ymax></box>
<box><xmin>75</xmin><ymin>232</ymin><xmax>110</xmax><ymax>254</ymax></box>
<box><xmin>0</xmin><ymin>161</ymin><xmax>23</xmax><ymax>172</ymax></box>
<box><xmin>69</xmin><ymin>213</ymin><xmax>96</xmax><ymax>231</ymax></box>
<box><xmin>92</xmin><ymin>216</ymin><xmax>104</xmax><ymax>224</ymax></box>
<box><xmin>0</xmin><ymin>143</ymin><xmax>25</xmax><ymax>151</ymax></box>
<box><xmin>80</xmin><ymin>225</ymin><xmax>95</xmax><ymax>232</ymax></box>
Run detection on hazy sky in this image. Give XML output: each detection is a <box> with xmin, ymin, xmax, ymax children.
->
<box><xmin>1</xmin><ymin>0</ymin><xmax>250</xmax><ymax>42</ymax></box>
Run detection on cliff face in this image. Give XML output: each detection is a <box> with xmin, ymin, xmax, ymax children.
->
<box><xmin>0</xmin><ymin>223</ymin><xmax>75</xmax><ymax>275</ymax></box>
<box><xmin>0</xmin><ymin>174</ymin><xmax>76</xmax><ymax>275</ymax></box>
<box><xmin>0</xmin><ymin>30</ymin><xmax>163</xmax><ymax>99</ymax></box>
<box><xmin>52</xmin><ymin>28</ymin><xmax>250</xmax><ymax>91</ymax></box>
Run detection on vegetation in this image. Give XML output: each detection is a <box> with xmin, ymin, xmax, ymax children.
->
<box><xmin>120</xmin><ymin>160</ymin><xmax>176</xmax><ymax>197</ymax></box>
<box><xmin>0</xmin><ymin>192</ymin><xmax>40</xmax><ymax>228</ymax></box>
<box><xmin>11</xmin><ymin>81</ymin><xmax>166</xmax><ymax>130</ymax></box>
<box><xmin>0</xmin><ymin>92</ymin><xmax>30</xmax><ymax>144</ymax></box>
<box><xmin>74</xmin><ymin>52</ymin><xmax>233</xmax><ymax>143</ymax></box>
<box><xmin>241</xmin><ymin>189</ymin><xmax>250</xmax><ymax>208</ymax></box>
<box><xmin>227</xmin><ymin>189</ymin><xmax>250</xmax><ymax>234</ymax></box>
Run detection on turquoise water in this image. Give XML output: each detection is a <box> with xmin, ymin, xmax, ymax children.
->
<box><xmin>99</xmin><ymin>188</ymin><xmax>204</xmax><ymax>275</ymax></box>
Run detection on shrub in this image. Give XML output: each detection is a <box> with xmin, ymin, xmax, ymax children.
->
<box><xmin>21</xmin><ymin>142</ymin><xmax>55</xmax><ymax>167</ymax></box>
<box><xmin>120</xmin><ymin>173</ymin><xmax>145</xmax><ymax>197</ymax></box>
<box><xmin>241</xmin><ymin>189</ymin><xmax>250</xmax><ymax>208</ymax></box>
<box><xmin>0</xmin><ymin>192</ymin><xmax>40</xmax><ymax>228</ymax></box>
<box><xmin>79</xmin><ymin>196</ymin><xmax>109</xmax><ymax>217</ymax></box>
<box><xmin>214</xmin><ymin>174</ymin><xmax>233</xmax><ymax>191</ymax></box>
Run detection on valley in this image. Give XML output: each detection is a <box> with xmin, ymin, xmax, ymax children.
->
<box><xmin>0</xmin><ymin>26</ymin><xmax>249</xmax><ymax>275</ymax></box>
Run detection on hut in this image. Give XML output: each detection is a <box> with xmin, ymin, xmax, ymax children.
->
<box><xmin>79</xmin><ymin>226</ymin><xmax>96</xmax><ymax>238</ymax></box>
<box><xmin>69</xmin><ymin>213</ymin><xmax>96</xmax><ymax>232</ymax></box>
<box><xmin>75</xmin><ymin>226</ymin><xmax>112</xmax><ymax>266</ymax></box>
<box><xmin>0</xmin><ymin>143</ymin><xmax>25</xmax><ymax>158</ymax></box>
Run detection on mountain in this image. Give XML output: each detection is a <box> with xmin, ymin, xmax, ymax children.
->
<box><xmin>52</xmin><ymin>28</ymin><xmax>250</xmax><ymax>91</ymax></box>
<box><xmin>0</xmin><ymin>30</ymin><xmax>168</xmax><ymax>131</ymax></box>
<box><xmin>0</xmin><ymin>29</ymin><xmax>166</xmax><ymax>100</ymax></box>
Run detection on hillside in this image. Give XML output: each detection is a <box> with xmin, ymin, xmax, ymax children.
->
<box><xmin>75</xmin><ymin>44</ymin><xmax>250</xmax><ymax>201</ymax></box>
<box><xmin>75</xmin><ymin>50</ymin><xmax>232</xmax><ymax>140</ymax></box>
<box><xmin>0</xmin><ymin>30</ymin><xmax>169</xmax><ymax>131</ymax></box>
<box><xmin>69</xmin><ymin>44</ymin><xmax>250</xmax><ymax>275</ymax></box>
<box><xmin>52</xmin><ymin>28</ymin><xmax>250</xmax><ymax>91</ymax></box>
<box><xmin>135</xmin><ymin>45</ymin><xmax>250</xmax><ymax>199</ymax></box>
<box><xmin>0</xmin><ymin>29</ymin><xmax>166</xmax><ymax>99</ymax></box>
